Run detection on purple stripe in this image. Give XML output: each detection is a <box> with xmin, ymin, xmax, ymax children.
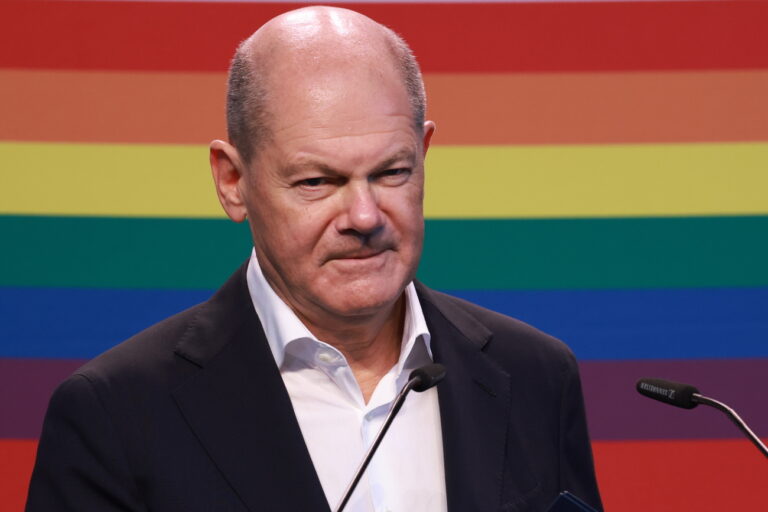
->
<box><xmin>4</xmin><ymin>357</ymin><xmax>767</xmax><ymax>441</ymax></box>
<box><xmin>0</xmin><ymin>358</ymin><xmax>86</xmax><ymax>438</ymax></box>
<box><xmin>581</xmin><ymin>359</ymin><xmax>768</xmax><ymax>441</ymax></box>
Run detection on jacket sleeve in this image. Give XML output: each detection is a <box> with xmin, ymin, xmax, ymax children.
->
<box><xmin>25</xmin><ymin>374</ymin><xmax>147</xmax><ymax>512</ymax></box>
<box><xmin>558</xmin><ymin>356</ymin><xmax>604</xmax><ymax>512</ymax></box>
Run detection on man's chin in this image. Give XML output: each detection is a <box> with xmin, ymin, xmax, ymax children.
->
<box><xmin>314</xmin><ymin>282</ymin><xmax>406</xmax><ymax>319</ymax></box>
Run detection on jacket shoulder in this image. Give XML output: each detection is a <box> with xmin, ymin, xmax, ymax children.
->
<box><xmin>418</xmin><ymin>284</ymin><xmax>577</xmax><ymax>373</ymax></box>
<box><xmin>71</xmin><ymin>300</ymin><xmax>206</xmax><ymax>395</ymax></box>
<box><xmin>74</xmin><ymin>261</ymin><xmax>252</xmax><ymax>389</ymax></box>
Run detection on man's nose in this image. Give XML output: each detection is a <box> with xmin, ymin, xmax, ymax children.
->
<box><xmin>338</xmin><ymin>182</ymin><xmax>385</xmax><ymax>235</ymax></box>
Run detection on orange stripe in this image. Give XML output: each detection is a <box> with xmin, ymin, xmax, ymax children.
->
<box><xmin>593</xmin><ymin>439</ymin><xmax>768</xmax><ymax>511</ymax></box>
<box><xmin>0</xmin><ymin>69</ymin><xmax>227</xmax><ymax>145</ymax></box>
<box><xmin>427</xmin><ymin>70</ymin><xmax>768</xmax><ymax>145</ymax></box>
<box><xmin>3</xmin><ymin>69</ymin><xmax>767</xmax><ymax>145</ymax></box>
<box><xmin>0</xmin><ymin>439</ymin><xmax>37</xmax><ymax>512</ymax></box>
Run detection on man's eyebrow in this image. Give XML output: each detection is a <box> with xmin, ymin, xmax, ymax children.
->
<box><xmin>285</xmin><ymin>149</ymin><xmax>418</xmax><ymax>176</ymax></box>
<box><xmin>283</xmin><ymin>160</ymin><xmax>338</xmax><ymax>176</ymax></box>
<box><xmin>374</xmin><ymin>149</ymin><xmax>417</xmax><ymax>171</ymax></box>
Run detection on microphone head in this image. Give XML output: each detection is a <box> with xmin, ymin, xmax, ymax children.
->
<box><xmin>636</xmin><ymin>378</ymin><xmax>700</xmax><ymax>409</ymax></box>
<box><xmin>409</xmin><ymin>363</ymin><xmax>446</xmax><ymax>392</ymax></box>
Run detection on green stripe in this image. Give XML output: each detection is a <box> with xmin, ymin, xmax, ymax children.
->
<box><xmin>2</xmin><ymin>215</ymin><xmax>767</xmax><ymax>290</ymax></box>
<box><xmin>0</xmin><ymin>216</ymin><xmax>253</xmax><ymax>289</ymax></box>
<box><xmin>420</xmin><ymin>217</ymin><xmax>768</xmax><ymax>289</ymax></box>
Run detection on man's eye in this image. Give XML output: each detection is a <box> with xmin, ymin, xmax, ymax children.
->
<box><xmin>377</xmin><ymin>168</ymin><xmax>411</xmax><ymax>184</ymax></box>
<box><xmin>298</xmin><ymin>177</ymin><xmax>327</xmax><ymax>187</ymax></box>
<box><xmin>376</xmin><ymin>167</ymin><xmax>411</xmax><ymax>186</ymax></box>
<box><xmin>382</xmin><ymin>168</ymin><xmax>409</xmax><ymax>177</ymax></box>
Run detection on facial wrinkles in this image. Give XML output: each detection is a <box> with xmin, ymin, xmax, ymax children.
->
<box><xmin>296</xmin><ymin>160</ymin><xmax>415</xmax><ymax>258</ymax></box>
<box><xmin>323</xmin><ymin>178</ymin><xmax>399</xmax><ymax>255</ymax></box>
<box><xmin>238</xmin><ymin>10</ymin><xmax>426</xmax><ymax>323</ymax></box>
<box><xmin>269</xmin><ymin>119</ymin><xmax>418</xmax><ymax>180</ymax></box>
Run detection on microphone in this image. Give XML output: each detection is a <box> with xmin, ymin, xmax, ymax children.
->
<box><xmin>636</xmin><ymin>378</ymin><xmax>699</xmax><ymax>409</ymax></box>
<box><xmin>410</xmin><ymin>363</ymin><xmax>447</xmax><ymax>391</ymax></box>
<box><xmin>636</xmin><ymin>378</ymin><xmax>768</xmax><ymax>459</ymax></box>
<box><xmin>334</xmin><ymin>363</ymin><xmax>446</xmax><ymax>512</ymax></box>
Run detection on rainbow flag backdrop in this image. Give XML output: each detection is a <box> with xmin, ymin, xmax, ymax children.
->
<box><xmin>1</xmin><ymin>1</ymin><xmax>767</xmax><ymax>510</ymax></box>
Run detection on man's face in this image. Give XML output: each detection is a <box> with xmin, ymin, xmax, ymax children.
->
<box><xmin>240</xmin><ymin>63</ymin><xmax>433</xmax><ymax>321</ymax></box>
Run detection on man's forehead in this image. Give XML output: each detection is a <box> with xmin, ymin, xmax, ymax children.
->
<box><xmin>274</xmin><ymin>65</ymin><xmax>406</xmax><ymax>112</ymax></box>
<box><xmin>262</xmin><ymin>41</ymin><xmax>413</xmax><ymax>144</ymax></box>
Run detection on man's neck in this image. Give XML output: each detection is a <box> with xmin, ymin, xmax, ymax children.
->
<box><xmin>295</xmin><ymin>296</ymin><xmax>406</xmax><ymax>403</ymax></box>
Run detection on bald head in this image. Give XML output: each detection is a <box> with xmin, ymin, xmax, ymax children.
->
<box><xmin>226</xmin><ymin>6</ymin><xmax>426</xmax><ymax>164</ymax></box>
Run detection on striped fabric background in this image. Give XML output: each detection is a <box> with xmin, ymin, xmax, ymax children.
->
<box><xmin>2</xmin><ymin>1</ymin><xmax>767</xmax><ymax>510</ymax></box>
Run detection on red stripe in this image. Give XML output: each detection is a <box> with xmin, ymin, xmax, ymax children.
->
<box><xmin>4</xmin><ymin>438</ymin><xmax>768</xmax><ymax>509</ymax></box>
<box><xmin>593</xmin><ymin>439</ymin><xmax>768</xmax><ymax>511</ymax></box>
<box><xmin>0</xmin><ymin>439</ymin><xmax>37</xmax><ymax>512</ymax></box>
<box><xmin>2</xmin><ymin>1</ymin><xmax>767</xmax><ymax>73</ymax></box>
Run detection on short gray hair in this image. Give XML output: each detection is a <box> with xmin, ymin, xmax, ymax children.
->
<box><xmin>225</xmin><ymin>28</ymin><xmax>426</xmax><ymax>165</ymax></box>
<box><xmin>225</xmin><ymin>43</ymin><xmax>270</xmax><ymax>165</ymax></box>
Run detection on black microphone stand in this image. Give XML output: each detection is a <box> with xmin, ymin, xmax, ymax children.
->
<box><xmin>335</xmin><ymin>375</ymin><xmax>420</xmax><ymax>512</ymax></box>
<box><xmin>334</xmin><ymin>363</ymin><xmax>445</xmax><ymax>512</ymax></box>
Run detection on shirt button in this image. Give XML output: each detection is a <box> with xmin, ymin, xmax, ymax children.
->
<box><xmin>316</xmin><ymin>350</ymin><xmax>340</xmax><ymax>364</ymax></box>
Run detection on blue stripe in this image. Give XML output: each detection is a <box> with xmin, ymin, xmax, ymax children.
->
<box><xmin>0</xmin><ymin>287</ymin><xmax>212</xmax><ymax>358</ymax></box>
<box><xmin>2</xmin><ymin>286</ymin><xmax>767</xmax><ymax>359</ymax></box>
<box><xmin>448</xmin><ymin>287</ymin><xmax>768</xmax><ymax>360</ymax></box>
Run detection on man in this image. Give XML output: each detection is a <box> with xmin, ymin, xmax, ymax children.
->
<box><xmin>26</xmin><ymin>6</ymin><xmax>602</xmax><ymax>512</ymax></box>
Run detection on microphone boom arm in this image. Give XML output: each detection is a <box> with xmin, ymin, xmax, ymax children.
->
<box><xmin>334</xmin><ymin>363</ymin><xmax>445</xmax><ymax>512</ymax></box>
<box><xmin>334</xmin><ymin>376</ymin><xmax>419</xmax><ymax>512</ymax></box>
<box><xmin>693</xmin><ymin>393</ymin><xmax>768</xmax><ymax>459</ymax></box>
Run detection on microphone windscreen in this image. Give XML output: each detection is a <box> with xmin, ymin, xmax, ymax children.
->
<box><xmin>409</xmin><ymin>363</ymin><xmax>446</xmax><ymax>392</ymax></box>
<box><xmin>636</xmin><ymin>378</ymin><xmax>700</xmax><ymax>409</ymax></box>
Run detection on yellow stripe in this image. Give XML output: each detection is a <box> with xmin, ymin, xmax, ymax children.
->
<box><xmin>0</xmin><ymin>142</ymin><xmax>223</xmax><ymax>218</ymax></box>
<box><xmin>2</xmin><ymin>141</ymin><xmax>767</xmax><ymax>218</ymax></box>
<box><xmin>426</xmin><ymin>143</ymin><xmax>768</xmax><ymax>218</ymax></box>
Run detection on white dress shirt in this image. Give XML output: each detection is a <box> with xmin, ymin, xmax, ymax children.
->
<box><xmin>246</xmin><ymin>250</ymin><xmax>447</xmax><ymax>512</ymax></box>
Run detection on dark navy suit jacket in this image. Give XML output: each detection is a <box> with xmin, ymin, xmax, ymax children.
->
<box><xmin>26</xmin><ymin>263</ymin><xmax>602</xmax><ymax>511</ymax></box>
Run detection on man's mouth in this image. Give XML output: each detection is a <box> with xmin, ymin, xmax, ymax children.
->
<box><xmin>339</xmin><ymin>249</ymin><xmax>385</xmax><ymax>259</ymax></box>
<box><xmin>327</xmin><ymin>247</ymin><xmax>392</xmax><ymax>262</ymax></box>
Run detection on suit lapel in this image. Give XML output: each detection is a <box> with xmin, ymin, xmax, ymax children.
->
<box><xmin>171</xmin><ymin>264</ymin><xmax>329</xmax><ymax>511</ymax></box>
<box><xmin>417</xmin><ymin>284</ymin><xmax>540</xmax><ymax>512</ymax></box>
<box><xmin>166</xmin><ymin>267</ymin><xmax>540</xmax><ymax>511</ymax></box>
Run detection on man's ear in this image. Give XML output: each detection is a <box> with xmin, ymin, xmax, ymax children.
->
<box><xmin>210</xmin><ymin>140</ymin><xmax>248</xmax><ymax>223</ymax></box>
<box><xmin>422</xmin><ymin>120</ymin><xmax>436</xmax><ymax>156</ymax></box>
